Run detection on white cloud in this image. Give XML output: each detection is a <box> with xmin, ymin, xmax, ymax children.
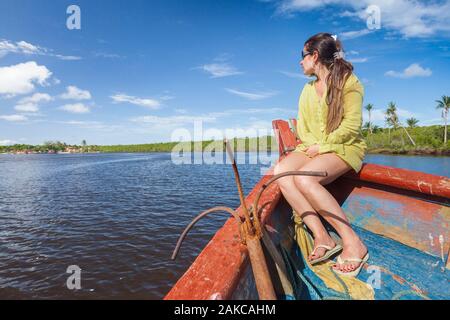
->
<box><xmin>0</xmin><ymin>39</ymin><xmax>81</xmax><ymax>60</ymax></box>
<box><xmin>16</xmin><ymin>41</ymin><xmax>41</xmax><ymax>54</ymax></box>
<box><xmin>14</xmin><ymin>93</ymin><xmax>52</xmax><ymax>113</ymax></box>
<box><xmin>0</xmin><ymin>114</ymin><xmax>28</xmax><ymax>122</ymax></box>
<box><xmin>206</xmin><ymin>107</ymin><xmax>294</xmax><ymax>119</ymax></box>
<box><xmin>340</xmin><ymin>29</ymin><xmax>372</xmax><ymax>40</ymax></box>
<box><xmin>225</xmin><ymin>88</ymin><xmax>278</xmax><ymax>100</ymax></box>
<box><xmin>363</xmin><ymin>107</ymin><xmax>423</xmax><ymax>125</ymax></box>
<box><xmin>93</xmin><ymin>52</ymin><xmax>123</xmax><ymax>59</ymax></box>
<box><xmin>64</xmin><ymin>120</ymin><xmax>101</xmax><ymax>126</ymax></box>
<box><xmin>279</xmin><ymin>71</ymin><xmax>312</xmax><ymax>79</ymax></box>
<box><xmin>0</xmin><ymin>40</ymin><xmax>16</xmax><ymax>58</ymax></box>
<box><xmin>347</xmin><ymin>57</ymin><xmax>368</xmax><ymax>63</ymax></box>
<box><xmin>59</xmin><ymin>120</ymin><xmax>121</xmax><ymax>131</ymax></box>
<box><xmin>0</xmin><ymin>61</ymin><xmax>52</xmax><ymax>96</ymax></box>
<box><xmin>243</xmin><ymin>107</ymin><xmax>293</xmax><ymax>114</ymax></box>
<box><xmin>59</xmin><ymin>103</ymin><xmax>90</xmax><ymax>114</ymax></box>
<box><xmin>160</xmin><ymin>95</ymin><xmax>175</xmax><ymax>101</ymax></box>
<box><xmin>0</xmin><ymin>139</ymin><xmax>16</xmax><ymax>146</ymax></box>
<box><xmin>111</xmin><ymin>94</ymin><xmax>161</xmax><ymax>109</ymax></box>
<box><xmin>60</xmin><ymin>86</ymin><xmax>92</xmax><ymax>100</ymax></box>
<box><xmin>275</xmin><ymin>0</ymin><xmax>341</xmax><ymax>12</ymax></box>
<box><xmin>0</xmin><ymin>40</ymin><xmax>40</xmax><ymax>57</ymax></box>
<box><xmin>345</xmin><ymin>50</ymin><xmax>369</xmax><ymax>63</ymax></box>
<box><xmin>209</xmin><ymin>107</ymin><xmax>294</xmax><ymax>119</ymax></box>
<box><xmin>53</xmin><ymin>54</ymin><xmax>82</xmax><ymax>61</ymax></box>
<box><xmin>196</xmin><ymin>54</ymin><xmax>244</xmax><ymax>78</ymax></box>
<box><xmin>15</xmin><ymin>103</ymin><xmax>39</xmax><ymax>113</ymax></box>
<box><xmin>270</xmin><ymin>0</ymin><xmax>450</xmax><ymax>38</ymax></box>
<box><xmin>20</xmin><ymin>93</ymin><xmax>52</xmax><ymax>104</ymax></box>
<box><xmin>131</xmin><ymin>115</ymin><xmax>217</xmax><ymax>126</ymax></box>
<box><xmin>385</xmin><ymin>63</ymin><xmax>432</xmax><ymax>79</ymax></box>
<box><xmin>198</xmin><ymin>63</ymin><xmax>243</xmax><ymax>78</ymax></box>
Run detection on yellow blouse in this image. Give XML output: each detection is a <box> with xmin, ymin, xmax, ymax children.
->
<box><xmin>294</xmin><ymin>73</ymin><xmax>367</xmax><ymax>173</ymax></box>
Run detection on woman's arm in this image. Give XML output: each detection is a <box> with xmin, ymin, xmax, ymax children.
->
<box><xmin>296</xmin><ymin>88</ymin><xmax>317</xmax><ymax>152</ymax></box>
<box><xmin>319</xmin><ymin>85</ymin><xmax>364</xmax><ymax>154</ymax></box>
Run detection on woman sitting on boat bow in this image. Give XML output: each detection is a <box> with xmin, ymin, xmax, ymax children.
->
<box><xmin>274</xmin><ymin>32</ymin><xmax>369</xmax><ymax>277</ymax></box>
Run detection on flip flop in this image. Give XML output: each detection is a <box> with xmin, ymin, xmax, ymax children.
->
<box><xmin>333</xmin><ymin>253</ymin><xmax>369</xmax><ymax>278</ymax></box>
<box><xmin>309</xmin><ymin>244</ymin><xmax>343</xmax><ymax>265</ymax></box>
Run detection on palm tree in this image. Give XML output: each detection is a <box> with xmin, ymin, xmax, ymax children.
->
<box><xmin>363</xmin><ymin>121</ymin><xmax>372</xmax><ymax>133</ymax></box>
<box><xmin>365</xmin><ymin>104</ymin><xmax>374</xmax><ymax>134</ymax></box>
<box><xmin>436</xmin><ymin>95</ymin><xmax>450</xmax><ymax>144</ymax></box>
<box><xmin>362</xmin><ymin>121</ymin><xmax>374</xmax><ymax>145</ymax></box>
<box><xmin>406</xmin><ymin>118</ymin><xmax>419</xmax><ymax>129</ymax></box>
<box><xmin>385</xmin><ymin>102</ymin><xmax>397</xmax><ymax>144</ymax></box>
<box><xmin>401</xmin><ymin>119</ymin><xmax>417</xmax><ymax>146</ymax></box>
<box><xmin>385</xmin><ymin>102</ymin><xmax>416</xmax><ymax>146</ymax></box>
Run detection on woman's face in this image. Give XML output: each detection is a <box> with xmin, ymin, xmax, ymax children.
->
<box><xmin>300</xmin><ymin>46</ymin><xmax>317</xmax><ymax>76</ymax></box>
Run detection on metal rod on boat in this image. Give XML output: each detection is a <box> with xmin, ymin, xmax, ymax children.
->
<box><xmin>224</xmin><ymin>138</ymin><xmax>256</xmax><ymax>237</ymax></box>
<box><xmin>224</xmin><ymin>138</ymin><xmax>277</xmax><ymax>300</ymax></box>
<box><xmin>171</xmin><ymin>206</ymin><xmax>243</xmax><ymax>260</ymax></box>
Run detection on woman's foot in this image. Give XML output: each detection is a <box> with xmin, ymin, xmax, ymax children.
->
<box><xmin>332</xmin><ymin>239</ymin><xmax>368</xmax><ymax>273</ymax></box>
<box><xmin>308</xmin><ymin>235</ymin><xmax>337</xmax><ymax>262</ymax></box>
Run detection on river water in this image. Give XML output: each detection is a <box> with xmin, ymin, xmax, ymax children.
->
<box><xmin>0</xmin><ymin>152</ymin><xmax>447</xmax><ymax>299</ymax></box>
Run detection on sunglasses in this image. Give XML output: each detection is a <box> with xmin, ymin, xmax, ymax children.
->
<box><xmin>301</xmin><ymin>50</ymin><xmax>312</xmax><ymax>59</ymax></box>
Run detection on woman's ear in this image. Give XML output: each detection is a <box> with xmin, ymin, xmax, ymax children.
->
<box><xmin>312</xmin><ymin>50</ymin><xmax>319</xmax><ymax>64</ymax></box>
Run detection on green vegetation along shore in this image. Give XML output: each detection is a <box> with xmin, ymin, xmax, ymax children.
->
<box><xmin>362</xmin><ymin>125</ymin><xmax>449</xmax><ymax>155</ymax></box>
<box><xmin>1</xmin><ymin>125</ymin><xmax>449</xmax><ymax>156</ymax></box>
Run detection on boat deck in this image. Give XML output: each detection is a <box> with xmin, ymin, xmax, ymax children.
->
<box><xmin>165</xmin><ymin>119</ymin><xmax>449</xmax><ymax>300</ymax></box>
<box><xmin>290</xmin><ymin>225</ymin><xmax>449</xmax><ymax>300</ymax></box>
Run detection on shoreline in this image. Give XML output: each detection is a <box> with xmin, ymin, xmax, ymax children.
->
<box><xmin>367</xmin><ymin>148</ymin><xmax>450</xmax><ymax>156</ymax></box>
<box><xmin>2</xmin><ymin>149</ymin><xmax>449</xmax><ymax>157</ymax></box>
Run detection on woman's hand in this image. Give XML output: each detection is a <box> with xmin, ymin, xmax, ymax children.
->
<box><xmin>306</xmin><ymin>144</ymin><xmax>320</xmax><ymax>158</ymax></box>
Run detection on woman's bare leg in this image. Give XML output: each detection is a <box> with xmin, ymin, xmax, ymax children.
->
<box><xmin>294</xmin><ymin>153</ymin><xmax>368</xmax><ymax>273</ymax></box>
<box><xmin>274</xmin><ymin>152</ymin><xmax>336</xmax><ymax>261</ymax></box>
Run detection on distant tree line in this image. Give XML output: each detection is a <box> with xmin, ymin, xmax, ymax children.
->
<box><xmin>0</xmin><ymin>137</ymin><xmax>278</xmax><ymax>154</ymax></box>
<box><xmin>361</xmin><ymin>96</ymin><xmax>450</xmax><ymax>154</ymax></box>
<box><xmin>0</xmin><ymin>140</ymin><xmax>92</xmax><ymax>153</ymax></box>
<box><xmin>95</xmin><ymin>136</ymin><xmax>277</xmax><ymax>153</ymax></box>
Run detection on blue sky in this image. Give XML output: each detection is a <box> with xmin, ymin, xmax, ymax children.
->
<box><xmin>0</xmin><ymin>0</ymin><xmax>449</xmax><ymax>145</ymax></box>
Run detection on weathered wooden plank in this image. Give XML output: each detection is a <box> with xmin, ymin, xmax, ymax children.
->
<box><xmin>272</xmin><ymin>120</ymin><xmax>297</xmax><ymax>155</ymax></box>
<box><xmin>328</xmin><ymin>179</ymin><xmax>450</xmax><ymax>260</ymax></box>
